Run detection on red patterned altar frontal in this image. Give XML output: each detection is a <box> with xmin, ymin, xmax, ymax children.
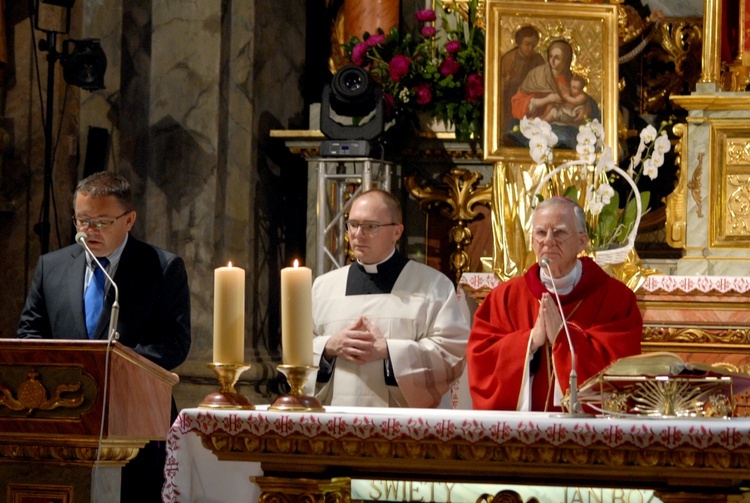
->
<box><xmin>638</xmin><ymin>275</ymin><xmax>750</xmax><ymax>295</ymax></box>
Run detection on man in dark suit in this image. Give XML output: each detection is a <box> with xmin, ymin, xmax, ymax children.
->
<box><xmin>17</xmin><ymin>171</ymin><xmax>191</xmax><ymax>502</ymax></box>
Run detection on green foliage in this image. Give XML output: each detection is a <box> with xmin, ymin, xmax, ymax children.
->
<box><xmin>341</xmin><ymin>0</ymin><xmax>484</xmax><ymax>141</ymax></box>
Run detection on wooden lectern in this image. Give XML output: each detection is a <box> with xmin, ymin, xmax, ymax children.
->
<box><xmin>0</xmin><ymin>339</ymin><xmax>178</xmax><ymax>503</ymax></box>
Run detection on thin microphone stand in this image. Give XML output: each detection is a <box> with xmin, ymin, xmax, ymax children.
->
<box><xmin>541</xmin><ymin>259</ymin><xmax>586</xmax><ymax>417</ymax></box>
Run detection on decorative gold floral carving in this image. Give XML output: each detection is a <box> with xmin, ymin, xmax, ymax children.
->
<box><xmin>666</xmin><ymin>123</ymin><xmax>687</xmax><ymax>248</ymax></box>
<box><xmin>727</xmin><ymin>173</ymin><xmax>750</xmax><ymax>236</ymax></box>
<box><xmin>404</xmin><ymin>168</ymin><xmax>491</xmax><ymax>280</ymax></box>
<box><xmin>641</xmin><ymin>19</ymin><xmax>703</xmax><ymax>114</ymax></box>
<box><xmin>688</xmin><ymin>152</ymin><xmax>704</xmax><ymax>218</ymax></box>
<box><xmin>0</xmin><ymin>370</ymin><xmax>83</xmax><ymax>415</ymax></box>
<box><xmin>255</xmin><ymin>476</ymin><xmax>351</xmax><ymax>503</ymax></box>
<box><xmin>199</xmin><ymin>430</ymin><xmax>748</xmax><ymax>475</ymax></box>
<box><xmin>0</xmin><ymin>443</ymin><xmax>139</xmax><ymax>463</ymax></box>
<box><xmin>642</xmin><ymin>326</ymin><xmax>750</xmax><ymax>345</ymax></box>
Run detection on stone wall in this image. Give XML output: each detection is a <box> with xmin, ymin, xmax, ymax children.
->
<box><xmin>0</xmin><ymin>0</ymin><xmax>308</xmax><ymax>410</ymax></box>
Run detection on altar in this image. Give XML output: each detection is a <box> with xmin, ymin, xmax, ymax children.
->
<box><xmin>163</xmin><ymin>406</ymin><xmax>750</xmax><ymax>503</ymax></box>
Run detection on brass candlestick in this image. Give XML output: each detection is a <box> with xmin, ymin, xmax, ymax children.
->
<box><xmin>269</xmin><ymin>364</ymin><xmax>325</xmax><ymax>412</ymax></box>
<box><xmin>199</xmin><ymin>362</ymin><xmax>255</xmax><ymax>410</ymax></box>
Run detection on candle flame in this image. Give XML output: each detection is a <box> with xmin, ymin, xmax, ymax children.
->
<box><xmin>228</xmin><ymin>261</ymin><xmax>233</xmax><ymax>268</ymax></box>
<box><xmin>293</xmin><ymin>259</ymin><xmax>299</xmax><ymax>268</ymax></box>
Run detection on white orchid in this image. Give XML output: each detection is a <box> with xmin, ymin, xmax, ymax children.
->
<box><xmin>597</xmin><ymin>183</ymin><xmax>615</xmax><ymax>204</ymax></box>
<box><xmin>642</xmin><ymin>157</ymin><xmax>659</xmax><ymax>180</ymax></box>
<box><xmin>595</xmin><ymin>145</ymin><xmax>615</xmax><ymax>177</ymax></box>
<box><xmin>639</xmin><ymin>124</ymin><xmax>657</xmax><ymax>144</ymax></box>
<box><xmin>525</xmin><ymin>114</ymin><xmax>673</xmax><ymax>252</ymax></box>
<box><xmin>628</xmin><ymin>141</ymin><xmax>646</xmax><ymax>177</ymax></box>
<box><xmin>529</xmin><ymin>134</ymin><xmax>551</xmax><ymax>165</ymax></box>
<box><xmin>654</xmin><ymin>133</ymin><xmax>670</xmax><ymax>154</ymax></box>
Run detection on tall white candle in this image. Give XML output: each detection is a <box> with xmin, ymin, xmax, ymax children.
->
<box><xmin>213</xmin><ymin>262</ymin><xmax>245</xmax><ymax>363</ymax></box>
<box><xmin>280</xmin><ymin>260</ymin><xmax>313</xmax><ymax>366</ymax></box>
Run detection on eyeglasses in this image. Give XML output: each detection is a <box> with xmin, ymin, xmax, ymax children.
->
<box><xmin>531</xmin><ymin>227</ymin><xmax>584</xmax><ymax>244</ymax></box>
<box><xmin>346</xmin><ymin>221</ymin><xmax>398</xmax><ymax>236</ymax></box>
<box><xmin>72</xmin><ymin>210</ymin><xmax>130</xmax><ymax>229</ymax></box>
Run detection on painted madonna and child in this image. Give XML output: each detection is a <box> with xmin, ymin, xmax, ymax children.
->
<box><xmin>501</xmin><ymin>26</ymin><xmax>600</xmax><ymax>149</ymax></box>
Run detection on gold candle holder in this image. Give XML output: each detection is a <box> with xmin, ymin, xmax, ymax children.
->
<box><xmin>269</xmin><ymin>364</ymin><xmax>325</xmax><ymax>412</ymax></box>
<box><xmin>199</xmin><ymin>362</ymin><xmax>255</xmax><ymax>410</ymax></box>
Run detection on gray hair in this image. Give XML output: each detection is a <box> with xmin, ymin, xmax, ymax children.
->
<box><xmin>533</xmin><ymin>197</ymin><xmax>587</xmax><ymax>233</ymax></box>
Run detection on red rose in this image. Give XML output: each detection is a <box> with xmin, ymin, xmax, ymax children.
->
<box><xmin>421</xmin><ymin>26</ymin><xmax>436</xmax><ymax>38</ymax></box>
<box><xmin>439</xmin><ymin>56</ymin><xmax>460</xmax><ymax>76</ymax></box>
<box><xmin>415</xmin><ymin>9</ymin><xmax>436</xmax><ymax>22</ymax></box>
<box><xmin>445</xmin><ymin>40</ymin><xmax>461</xmax><ymax>54</ymax></box>
<box><xmin>389</xmin><ymin>54</ymin><xmax>412</xmax><ymax>82</ymax></box>
<box><xmin>351</xmin><ymin>42</ymin><xmax>369</xmax><ymax>66</ymax></box>
<box><xmin>366</xmin><ymin>34</ymin><xmax>385</xmax><ymax>47</ymax></box>
<box><xmin>414</xmin><ymin>83</ymin><xmax>433</xmax><ymax>105</ymax></box>
<box><xmin>465</xmin><ymin>73</ymin><xmax>484</xmax><ymax>102</ymax></box>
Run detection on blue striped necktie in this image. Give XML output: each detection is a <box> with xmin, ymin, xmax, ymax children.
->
<box><xmin>84</xmin><ymin>257</ymin><xmax>110</xmax><ymax>339</ymax></box>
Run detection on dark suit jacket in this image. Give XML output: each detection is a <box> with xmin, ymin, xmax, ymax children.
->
<box><xmin>17</xmin><ymin>235</ymin><xmax>191</xmax><ymax>371</ymax></box>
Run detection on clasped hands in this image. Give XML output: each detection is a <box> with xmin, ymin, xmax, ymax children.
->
<box><xmin>530</xmin><ymin>293</ymin><xmax>563</xmax><ymax>353</ymax></box>
<box><xmin>323</xmin><ymin>316</ymin><xmax>388</xmax><ymax>365</ymax></box>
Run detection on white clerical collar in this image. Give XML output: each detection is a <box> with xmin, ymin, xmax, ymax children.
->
<box><xmin>540</xmin><ymin>258</ymin><xmax>582</xmax><ymax>295</ymax></box>
<box><xmin>358</xmin><ymin>248</ymin><xmax>396</xmax><ymax>274</ymax></box>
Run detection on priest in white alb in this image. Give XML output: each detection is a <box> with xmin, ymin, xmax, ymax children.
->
<box><xmin>312</xmin><ymin>189</ymin><xmax>469</xmax><ymax>408</ymax></box>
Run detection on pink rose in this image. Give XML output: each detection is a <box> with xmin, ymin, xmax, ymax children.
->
<box><xmin>439</xmin><ymin>56</ymin><xmax>460</xmax><ymax>76</ymax></box>
<box><xmin>421</xmin><ymin>26</ymin><xmax>436</xmax><ymax>38</ymax></box>
<box><xmin>389</xmin><ymin>54</ymin><xmax>412</xmax><ymax>82</ymax></box>
<box><xmin>414</xmin><ymin>83</ymin><xmax>433</xmax><ymax>105</ymax></box>
<box><xmin>366</xmin><ymin>34</ymin><xmax>385</xmax><ymax>47</ymax></box>
<box><xmin>351</xmin><ymin>42</ymin><xmax>369</xmax><ymax>66</ymax></box>
<box><xmin>445</xmin><ymin>40</ymin><xmax>461</xmax><ymax>54</ymax></box>
<box><xmin>465</xmin><ymin>73</ymin><xmax>484</xmax><ymax>102</ymax></box>
<box><xmin>416</xmin><ymin>9</ymin><xmax>436</xmax><ymax>22</ymax></box>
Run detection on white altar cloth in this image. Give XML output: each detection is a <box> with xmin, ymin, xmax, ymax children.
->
<box><xmin>162</xmin><ymin>406</ymin><xmax>750</xmax><ymax>502</ymax></box>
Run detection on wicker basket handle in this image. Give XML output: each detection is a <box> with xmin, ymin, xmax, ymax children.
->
<box><xmin>532</xmin><ymin>160</ymin><xmax>642</xmax><ymax>245</ymax></box>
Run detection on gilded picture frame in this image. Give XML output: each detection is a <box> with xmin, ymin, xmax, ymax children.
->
<box><xmin>483</xmin><ymin>1</ymin><xmax>619</xmax><ymax>162</ymax></box>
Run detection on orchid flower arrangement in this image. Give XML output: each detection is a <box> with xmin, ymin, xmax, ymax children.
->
<box><xmin>341</xmin><ymin>0</ymin><xmax>484</xmax><ymax>141</ymax></box>
<box><xmin>522</xmin><ymin>115</ymin><xmax>672</xmax><ymax>251</ymax></box>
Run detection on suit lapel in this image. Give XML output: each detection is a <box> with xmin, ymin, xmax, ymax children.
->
<box><xmin>94</xmin><ymin>236</ymin><xmax>137</xmax><ymax>340</ymax></box>
<box><xmin>66</xmin><ymin>247</ymin><xmax>88</xmax><ymax>338</ymax></box>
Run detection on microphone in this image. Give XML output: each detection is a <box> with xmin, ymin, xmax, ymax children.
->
<box><xmin>539</xmin><ymin>257</ymin><xmax>583</xmax><ymax>416</ymax></box>
<box><xmin>76</xmin><ymin>232</ymin><xmax>120</xmax><ymax>341</ymax></box>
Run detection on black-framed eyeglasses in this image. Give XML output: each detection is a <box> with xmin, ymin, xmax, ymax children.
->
<box><xmin>72</xmin><ymin>210</ymin><xmax>131</xmax><ymax>229</ymax></box>
<box><xmin>346</xmin><ymin>221</ymin><xmax>398</xmax><ymax>236</ymax></box>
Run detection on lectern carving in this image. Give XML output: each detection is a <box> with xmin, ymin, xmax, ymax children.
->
<box><xmin>0</xmin><ymin>339</ymin><xmax>178</xmax><ymax>502</ymax></box>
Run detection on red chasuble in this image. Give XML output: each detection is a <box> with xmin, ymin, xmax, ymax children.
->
<box><xmin>467</xmin><ymin>257</ymin><xmax>642</xmax><ymax>411</ymax></box>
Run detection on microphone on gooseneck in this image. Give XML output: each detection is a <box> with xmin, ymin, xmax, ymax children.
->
<box><xmin>76</xmin><ymin>232</ymin><xmax>120</xmax><ymax>341</ymax></box>
<box><xmin>539</xmin><ymin>257</ymin><xmax>583</xmax><ymax>416</ymax></box>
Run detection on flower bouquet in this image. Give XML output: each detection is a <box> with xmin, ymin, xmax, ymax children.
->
<box><xmin>524</xmin><ymin>116</ymin><xmax>672</xmax><ymax>263</ymax></box>
<box><xmin>341</xmin><ymin>0</ymin><xmax>485</xmax><ymax>141</ymax></box>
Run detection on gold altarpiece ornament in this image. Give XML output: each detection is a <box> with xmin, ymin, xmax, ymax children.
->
<box><xmin>405</xmin><ymin>168</ymin><xmax>491</xmax><ymax>282</ymax></box>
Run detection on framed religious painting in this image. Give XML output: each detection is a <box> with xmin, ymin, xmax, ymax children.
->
<box><xmin>483</xmin><ymin>1</ymin><xmax>619</xmax><ymax>162</ymax></box>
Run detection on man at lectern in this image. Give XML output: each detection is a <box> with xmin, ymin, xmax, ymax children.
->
<box><xmin>467</xmin><ymin>197</ymin><xmax>642</xmax><ymax>412</ymax></box>
<box><xmin>312</xmin><ymin>189</ymin><xmax>469</xmax><ymax>408</ymax></box>
<box><xmin>17</xmin><ymin>171</ymin><xmax>191</xmax><ymax>502</ymax></box>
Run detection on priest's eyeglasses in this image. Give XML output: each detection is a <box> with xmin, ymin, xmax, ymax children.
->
<box><xmin>531</xmin><ymin>226</ymin><xmax>583</xmax><ymax>244</ymax></box>
<box><xmin>346</xmin><ymin>221</ymin><xmax>398</xmax><ymax>236</ymax></box>
<box><xmin>73</xmin><ymin>211</ymin><xmax>131</xmax><ymax>229</ymax></box>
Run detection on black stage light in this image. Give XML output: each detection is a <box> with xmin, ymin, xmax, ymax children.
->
<box><xmin>61</xmin><ymin>39</ymin><xmax>107</xmax><ymax>91</ymax></box>
<box><xmin>320</xmin><ymin>65</ymin><xmax>384</xmax><ymax>157</ymax></box>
